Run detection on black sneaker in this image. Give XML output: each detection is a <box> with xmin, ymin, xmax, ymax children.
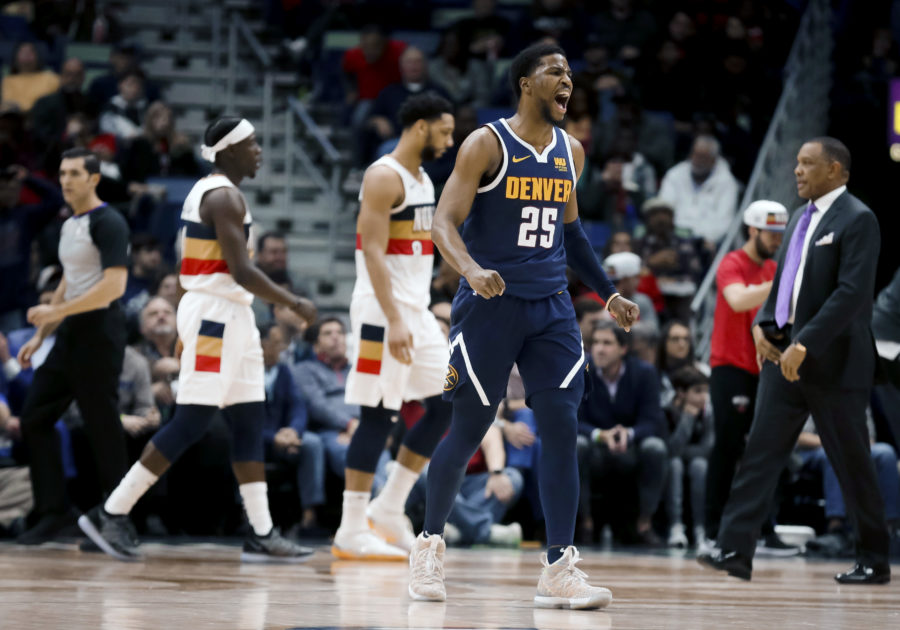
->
<box><xmin>241</xmin><ymin>527</ymin><xmax>315</xmax><ymax>563</ymax></box>
<box><xmin>17</xmin><ymin>509</ymin><xmax>79</xmax><ymax>545</ymax></box>
<box><xmin>756</xmin><ymin>532</ymin><xmax>801</xmax><ymax>557</ymax></box>
<box><xmin>77</xmin><ymin>506</ymin><xmax>141</xmax><ymax>562</ymax></box>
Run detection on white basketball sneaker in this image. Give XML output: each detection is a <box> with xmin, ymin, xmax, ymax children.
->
<box><xmin>534</xmin><ymin>546</ymin><xmax>613</xmax><ymax>610</ymax></box>
<box><xmin>367</xmin><ymin>496</ymin><xmax>417</xmax><ymax>552</ymax></box>
<box><xmin>331</xmin><ymin>527</ymin><xmax>408</xmax><ymax>561</ymax></box>
<box><xmin>408</xmin><ymin>532</ymin><xmax>446</xmax><ymax>602</ymax></box>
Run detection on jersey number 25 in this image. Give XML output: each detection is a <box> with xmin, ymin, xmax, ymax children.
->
<box><xmin>517</xmin><ymin>206</ymin><xmax>558</xmax><ymax>249</ymax></box>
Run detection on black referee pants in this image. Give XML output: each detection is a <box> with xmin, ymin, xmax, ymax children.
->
<box><xmin>21</xmin><ymin>305</ymin><xmax>128</xmax><ymax>517</ymax></box>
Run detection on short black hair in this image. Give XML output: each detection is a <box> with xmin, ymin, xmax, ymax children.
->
<box><xmin>118</xmin><ymin>67</ymin><xmax>145</xmax><ymax>84</ymax></box>
<box><xmin>509</xmin><ymin>43</ymin><xmax>567</xmax><ymax>99</ymax></box>
<box><xmin>204</xmin><ymin>116</ymin><xmax>243</xmax><ymax>147</ymax></box>
<box><xmin>257</xmin><ymin>321</ymin><xmax>277</xmax><ymax>341</ymax></box>
<box><xmin>670</xmin><ymin>365</ymin><xmax>709</xmax><ymax>392</ymax></box>
<box><xmin>258</xmin><ymin>230</ymin><xmax>286</xmax><ymax>253</ymax></box>
<box><xmin>808</xmin><ymin>136</ymin><xmax>851</xmax><ymax>173</ymax></box>
<box><xmin>60</xmin><ymin>147</ymin><xmax>100</xmax><ymax>175</ymax></box>
<box><xmin>397</xmin><ymin>92</ymin><xmax>453</xmax><ymax>130</ymax></box>
<box><xmin>360</xmin><ymin>23</ymin><xmax>388</xmax><ymax>38</ymax></box>
<box><xmin>592</xmin><ymin>319</ymin><xmax>628</xmax><ymax>348</ymax></box>
<box><xmin>131</xmin><ymin>232</ymin><xmax>160</xmax><ymax>252</ymax></box>
<box><xmin>304</xmin><ymin>316</ymin><xmax>345</xmax><ymax>344</ymax></box>
<box><xmin>574</xmin><ymin>297</ymin><xmax>604</xmax><ymax>322</ymax></box>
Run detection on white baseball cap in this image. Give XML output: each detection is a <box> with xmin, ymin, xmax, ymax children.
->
<box><xmin>603</xmin><ymin>252</ymin><xmax>642</xmax><ymax>281</ymax></box>
<box><xmin>743</xmin><ymin>200</ymin><xmax>788</xmax><ymax>231</ymax></box>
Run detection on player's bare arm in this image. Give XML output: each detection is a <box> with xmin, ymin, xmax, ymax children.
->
<box><xmin>562</xmin><ymin>134</ymin><xmax>639</xmax><ymax>330</ymax></box>
<box><xmin>201</xmin><ymin>187</ymin><xmax>316</xmax><ymax>324</ymax></box>
<box><xmin>432</xmin><ymin>128</ymin><xmax>506</xmax><ymax>299</ymax></box>
<box><xmin>358</xmin><ymin>164</ymin><xmax>414</xmax><ymax>364</ymax></box>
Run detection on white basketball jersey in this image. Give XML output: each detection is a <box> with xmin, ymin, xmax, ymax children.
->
<box><xmin>179</xmin><ymin>174</ymin><xmax>254</xmax><ymax>305</ymax></box>
<box><xmin>353</xmin><ymin>155</ymin><xmax>436</xmax><ymax>310</ymax></box>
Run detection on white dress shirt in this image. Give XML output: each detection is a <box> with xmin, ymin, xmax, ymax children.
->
<box><xmin>788</xmin><ymin>184</ymin><xmax>846</xmax><ymax>323</ymax></box>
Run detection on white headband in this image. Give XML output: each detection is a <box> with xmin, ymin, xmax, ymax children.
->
<box><xmin>200</xmin><ymin>119</ymin><xmax>255</xmax><ymax>162</ymax></box>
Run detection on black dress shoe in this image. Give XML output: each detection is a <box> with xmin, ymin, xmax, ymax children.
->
<box><xmin>697</xmin><ymin>549</ymin><xmax>752</xmax><ymax>581</ymax></box>
<box><xmin>834</xmin><ymin>563</ymin><xmax>890</xmax><ymax>585</ymax></box>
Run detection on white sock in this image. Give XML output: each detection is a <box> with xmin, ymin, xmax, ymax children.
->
<box><xmin>339</xmin><ymin>490</ymin><xmax>370</xmax><ymax>532</ymax></box>
<box><xmin>104</xmin><ymin>462</ymin><xmax>159</xmax><ymax>515</ymax></box>
<box><xmin>239</xmin><ymin>482</ymin><xmax>274</xmax><ymax>536</ymax></box>
<box><xmin>372</xmin><ymin>463</ymin><xmax>419</xmax><ymax>513</ymax></box>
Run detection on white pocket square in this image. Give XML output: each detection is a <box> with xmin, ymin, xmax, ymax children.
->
<box><xmin>814</xmin><ymin>232</ymin><xmax>834</xmax><ymax>246</ymax></box>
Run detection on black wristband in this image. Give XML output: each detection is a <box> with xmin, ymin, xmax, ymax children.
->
<box><xmin>490</xmin><ymin>469</ymin><xmax>504</xmax><ymax>475</ymax></box>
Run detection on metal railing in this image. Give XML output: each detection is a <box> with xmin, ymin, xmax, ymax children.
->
<box><xmin>690</xmin><ymin>0</ymin><xmax>834</xmax><ymax>360</ymax></box>
<box><xmin>225</xmin><ymin>12</ymin><xmax>274</xmax><ymax>192</ymax></box>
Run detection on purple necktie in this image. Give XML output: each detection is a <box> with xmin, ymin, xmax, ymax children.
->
<box><xmin>775</xmin><ymin>203</ymin><xmax>817</xmax><ymax>328</ymax></box>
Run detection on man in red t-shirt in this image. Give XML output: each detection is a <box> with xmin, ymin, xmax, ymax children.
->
<box><xmin>342</xmin><ymin>24</ymin><xmax>406</xmax><ymax>165</ymax></box>
<box><xmin>705</xmin><ymin>200</ymin><xmax>787</xmax><ymax>548</ymax></box>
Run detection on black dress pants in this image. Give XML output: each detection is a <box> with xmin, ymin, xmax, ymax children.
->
<box><xmin>21</xmin><ymin>305</ymin><xmax>128</xmax><ymax>517</ymax></box>
<box><xmin>718</xmin><ymin>361</ymin><xmax>890</xmax><ymax>565</ymax></box>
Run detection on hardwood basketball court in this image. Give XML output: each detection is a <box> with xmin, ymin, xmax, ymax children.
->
<box><xmin>1</xmin><ymin>541</ymin><xmax>897</xmax><ymax>628</ymax></box>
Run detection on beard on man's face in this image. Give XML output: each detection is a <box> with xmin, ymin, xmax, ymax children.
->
<box><xmin>539</xmin><ymin>100</ymin><xmax>564</xmax><ymax>127</ymax></box>
<box><xmin>754</xmin><ymin>233</ymin><xmax>775</xmax><ymax>260</ymax></box>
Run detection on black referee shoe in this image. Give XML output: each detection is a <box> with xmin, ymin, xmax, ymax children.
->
<box><xmin>78</xmin><ymin>506</ymin><xmax>141</xmax><ymax>562</ymax></box>
<box><xmin>241</xmin><ymin>527</ymin><xmax>314</xmax><ymax>563</ymax></box>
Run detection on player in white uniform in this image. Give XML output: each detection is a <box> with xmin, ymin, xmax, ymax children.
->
<box><xmin>79</xmin><ymin>117</ymin><xmax>317</xmax><ymax>563</ymax></box>
<box><xmin>331</xmin><ymin>93</ymin><xmax>457</xmax><ymax>560</ymax></box>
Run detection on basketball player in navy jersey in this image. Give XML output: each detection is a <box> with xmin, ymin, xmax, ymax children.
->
<box><xmin>408</xmin><ymin>44</ymin><xmax>638</xmax><ymax>608</ymax></box>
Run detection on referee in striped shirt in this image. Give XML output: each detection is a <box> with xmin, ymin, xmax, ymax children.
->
<box><xmin>16</xmin><ymin>148</ymin><xmax>131</xmax><ymax>544</ymax></box>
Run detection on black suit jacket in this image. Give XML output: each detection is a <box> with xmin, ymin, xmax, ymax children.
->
<box><xmin>755</xmin><ymin>190</ymin><xmax>881</xmax><ymax>389</ymax></box>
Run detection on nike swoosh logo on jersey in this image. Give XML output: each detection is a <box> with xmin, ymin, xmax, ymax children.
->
<box><xmin>512</xmin><ymin>155</ymin><xmax>531</xmax><ymax>163</ymax></box>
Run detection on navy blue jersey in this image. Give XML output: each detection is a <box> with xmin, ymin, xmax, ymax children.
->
<box><xmin>459</xmin><ymin>119</ymin><xmax>577</xmax><ymax>300</ymax></box>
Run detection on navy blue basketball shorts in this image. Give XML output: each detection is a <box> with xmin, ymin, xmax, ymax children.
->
<box><xmin>442</xmin><ymin>289</ymin><xmax>586</xmax><ymax>407</ymax></box>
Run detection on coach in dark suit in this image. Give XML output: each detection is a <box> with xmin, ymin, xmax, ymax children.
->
<box><xmin>699</xmin><ymin>137</ymin><xmax>891</xmax><ymax>584</ymax></box>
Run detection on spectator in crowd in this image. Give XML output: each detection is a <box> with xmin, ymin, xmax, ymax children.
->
<box><xmin>637</xmin><ymin>37</ymin><xmax>702</xmax><ymax>138</ymax></box>
<box><xmin>574</xmin><ymin>297</ymin><xmax>605</xmax><ymax>352</ymax></box>
<box><xmin>658</xmin><ymin>134</ymin><xmax>740</xmax><ymax>247</ymax></box>
<box><xmin>428</xmin><ymin>29</ymin><xmax>493</xmax><ymax>107</ymax></box>
<box><xmin>406</xmin><ymin>423</ymin><xmax>523</xmax><ymax>547</ymax></box>
<box><xmin>872</xmin><ymin>265</ymin><xmax>900</xmax><ymax>446</ymax></box>
<box><xmin>578</xmin><ymin>320</ymin><xmax>667</xmax><ymax>546</ymax></box>
<box><xmin>593</xmin><ymin>93</ymin><xmax>674</xmax><ymax>176</ymax></box>
<box><xmin>657</xmin><ymin>320</ymin><xmax>709</xmax><ymax>407</ymax></box>
<box><xmin>98</xmin><ymin>68</ymin><xmax>149</xmax><ymax>140</ymax></box>
<box><xmin>256</xmin><ymin>231</ymin><xmax>290</xmax><ymax>278</ymax></box>
<box><xmin>451</xmin><ymin>0</ymin><xmax>510</xmax><ymax>61</ymax></box>
<box><xmin>135</xmin><ymin>296</ymin><xmax>179</xmax><ymax>420</ymax></box>
<box><xmin>592</xmin><ymin>0</ymin><xmax>658</xmax><ymax>64</ymax></box>
<box><xmin>430</xmin><ymin>259</ymin><xmax>460</xmax><ymax>307</ymax></box>
<box><xmin>150</xmin><ymin>272</ymin><xmax>180</xmax><ymax>310</ymax></box>
<box><xmin>797</xmin><ymin>413</ymin><xmax>900</xmax><ymax>556</ymax></box>
<box><xmin>0</xmin><ymin>390</ymin><xmax>31</xmax><ymax>538</ymax></box>
<box><xmin>342</xmin><ymin>24</ymin><xmax>406</xmax><ymax>164</ymax></box>
<box><xmin>0</xmin><ymin>104</ymin><xmax>36</xmax><ymax>171</ymax></box>
<box><xmin>629</xmin><ymin>320</ymin><xmax>659</xmax><ymax>366</ymax></box>
<box><xmin>1</xmin><ymin>41</ymin><xmax>60</xmax><ymax>113</ymax></box>
<box><xmin>0</xmin><ymin>165</ymin><xmax>63</xmax><ymax>333</ymax></box>
<box><xmin>366</xmin><ymin>47</ymin><xmax>451</xmax><ymax>157</ymax></box>
<box><xmin>664</xmin><ymin>365</ymin><xmax>714</xmax><ymax>548</ymax></box>
<box><xmin>29</xmin><ymin>58</ymin><xmax>94</xmax><ymax>170</ymax></box>
<box><xmin>272</xmin><ymin>300</ymin><xmax>314</xmax><ymax>365</ymax></box>
<box><xmin>705</xmin><ymin>201</ymin><xmax>786</xmax><ymax>548</ymax></box>
<box><xmin>603</xmin><ymin>228</ymin><xmax>665</xmax><ymax>315</ymax></box>
<box><xmin>121</xmin><ymin>101</ymin><xmax>200</xmax><ymax>184</ymax></box>
<box><xmin>259</xmin><ymin>322</ymin><xmax>325</xmax><ymax>534</ymax></box>
<box><xmin>122</xmin><ymin>233</ymin><xmax>165</xmax><ymax>319</ymax></box>
<box><xmin>579</xmin><ymin>153</ymin><xmax>644</xmax><ymax>227</ymax></box>
<box><xmin>573</xmin><ymin>35</ymin><xmax>626</xmax><ymax>122</ymax></box>
<box><xmin>86</xmin><ymin>42</ymin><xmax>161</xmax><ymax>108</ymax></box>
<box><xmin>603</xmin><ymin>252</ymin><xmax>658</xmax><ymax>331</ymax></box>
<box><xmin>512</xmin><ymin>0</ymin><xmax>593</xmax><ymax>59</ymax></box>
<box><xmin>292</xmin><ymin>317</ymin><xmax>361</xmax><ymax>480</ymax></box>
<box><xmin>635</xmin><ymin>198</ymin><xmax>704</xmax><ymax>322</ymax></box>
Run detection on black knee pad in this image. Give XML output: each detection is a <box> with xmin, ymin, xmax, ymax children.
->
<box><xmin>403</xmin><ymin>395</ymin><xmax>452</xmax><ymax>458</ymax></box>
<box><xmin>346</xmin><ymin>404</ymin><xmax>395</xmax><ymax>473</ymax></box>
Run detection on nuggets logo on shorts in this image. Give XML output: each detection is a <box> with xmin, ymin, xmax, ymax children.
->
<box><xmin>356</xmin><ymin>323</ymin><xmax>385</xmax><ymax>375</ymax></box>
<box><xmin>443</xmin><ymin>364</ymin><xmax>459</xmax><ymax>391</ymax></box>
<box><xmin>195</xmin><ymin>319</ymin><xmax>225</xmax><ymax>372</ymax></box>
